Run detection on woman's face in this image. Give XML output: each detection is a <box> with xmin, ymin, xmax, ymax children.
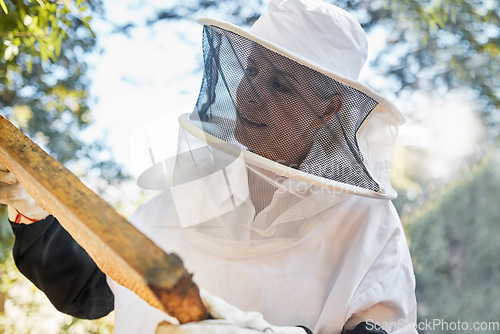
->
<box><xmin>235</xmin><ymin>47</ymin><xmax>338</xmax><ymax>167</ymax></box>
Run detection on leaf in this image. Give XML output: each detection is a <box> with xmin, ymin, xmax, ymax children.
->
<box><xmin>450</xmin><ymin>5</ymin><xmax>457</xmax><ymax>23</ymax></box>
<box><xmin>82</xmin><ymin>16</ymin><xmax>95</xmax><ymax>38</ymax></box>
<box><xmin>3</xmin><ymin>44</ymin><xmax>19</xmax><ymax>61</ymax></box>
<box><xmin>27</xmin><ymin>58</ymin><xmax>33</xmax><ymax>73</ymax></box>
<box><xmin>39</xmin><ymin>44</ymin><xmax>48</xmax><ymax>61</ymax></box>
<box><xmin>0</xmin><ymin>0</ymin><xmax>8</xmax><ymax>14</ymax></box>
<box><xmin>53</xmin><ymin>37</ymin><xmax>62</xmax><ymax>56</ymax></box>
<box><xmin>48</xmin><ymin>28</ymin><xmax>59</xmax><ymax>43</ymax></box>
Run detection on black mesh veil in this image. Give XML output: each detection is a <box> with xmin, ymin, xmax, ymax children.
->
<box><xmin>190</xmin><ymin>24</ymin><xmax>382</xmax><ymax>192</ymax></box>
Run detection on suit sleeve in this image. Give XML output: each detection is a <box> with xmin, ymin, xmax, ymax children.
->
<box><xmin>10</xmin><ymin>215</ymin><xmax>114</xmax><ymax>319</ymax></box>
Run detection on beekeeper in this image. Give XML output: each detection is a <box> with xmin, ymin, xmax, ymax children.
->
<box><xmin>0</xmin><ymin>0</ymin><xmax>417</xmax><ymax>333</ymax></box>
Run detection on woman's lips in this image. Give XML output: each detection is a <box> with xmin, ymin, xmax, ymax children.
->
<box><xmin>237</xmin><ymin>109</ymin><xmax>267</xmax><ymax>127</ymax></box>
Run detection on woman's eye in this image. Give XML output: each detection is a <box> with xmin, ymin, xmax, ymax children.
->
<box><xmin>245</xmin><ymin>67</ymin><xmax>258</xmax><ymax>77</ymax></box>
<box><xmin>273</xmin><ymin>78</ymin><xmax>292</xmax><ymax>93</ymax></box>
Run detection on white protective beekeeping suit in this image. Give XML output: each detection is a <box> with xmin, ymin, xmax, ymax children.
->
<box><xmin>111</xmin><ymin>0</ymin><xmax>417</xmax><ymax>333</ymax></box>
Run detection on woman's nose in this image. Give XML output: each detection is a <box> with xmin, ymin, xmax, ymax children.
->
<box><xmin>241</xmin><ymin>76</ymin><xmax>270</xmax><ymax>107</ymax></box>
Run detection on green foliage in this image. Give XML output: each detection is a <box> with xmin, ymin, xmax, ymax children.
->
<box><xmin>373</xmin><ymin>0</ymin><xmax>500</xmax><ymax>136</ymax></box>
<box><xmin>0</xmin><ymin>0</ymin><xmax>94</xmax><ymax>63</ymax></box>
<box><xmin>1</xmin><ymin>1</ymin><xmax>120</xmax><ymax>332</ymax></box>
<box><xmin>0</xmin><ymin>0</ymin><xmax>126</xmax><ymax>184</ymax></box>
<box><xmin>0</xmin><ymin>209</ymin><xmax>115</xmax><ymax>333</ymax></box>
<box><xmin>0</xmin><ymin>247</ymin><xmax>114</xmax><ymax>333</ymax></box>
<box><xmin>0</xmin><ymin>207</ymin><xmax>13</xmax><ymax>263</ymax></box>
<box><xmin>407</xmin><ymin>153</ymin><xmax>500</xmax><ymax>331</ymax></box>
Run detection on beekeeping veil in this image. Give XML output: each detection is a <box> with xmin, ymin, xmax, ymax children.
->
<box><xmin>137</xmin><ymin>0</ymin><xmax>404</xmax><ymax>255</ymax></box>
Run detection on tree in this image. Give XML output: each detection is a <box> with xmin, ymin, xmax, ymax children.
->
<box><xmin>1</xmin><ymin>1</ymin><xmax>119</xmax><ymax>332</ymax></box>
<box><xmin>0</xmin><ymin>0</ymin><xmax>126</xmax><ymax>185</ymax></box>
<box><xmin>407</xmin><ymin>153</ymin><xmax>500</xmax><ymax>333</ymax></box>
<box><xmin>371</xmin><ymin>0</ymin><xmax>500</xmax><ymax>138</ymax></box>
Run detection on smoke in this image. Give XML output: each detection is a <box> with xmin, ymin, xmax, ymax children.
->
<box><xmin>397</xmin><ymin>89</ymin><xmax>487</xmax><ymax>181</ymax></box>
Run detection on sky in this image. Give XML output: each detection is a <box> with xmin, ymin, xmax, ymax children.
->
<box><xmin>85</xmin><ymin>0</ymin><xmax>203</xmax><ymax>181</ymax></box>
